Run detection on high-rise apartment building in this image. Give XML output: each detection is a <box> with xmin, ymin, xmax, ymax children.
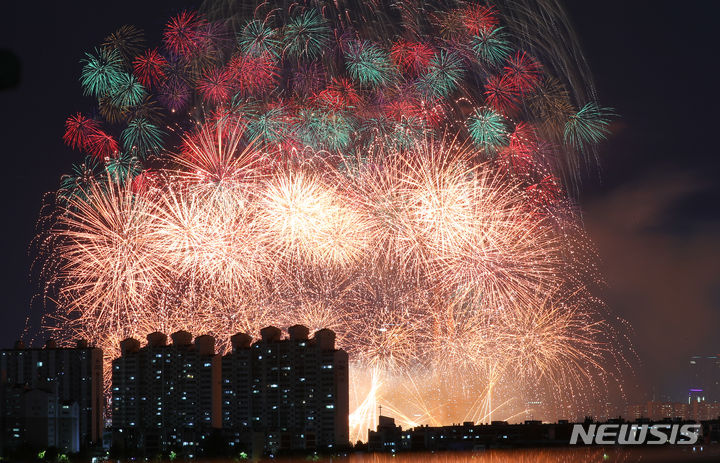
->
<box><xmin>111</xmin><ymin>331</ymin><xmax>221</xmax><ymax>457</ymax></box>
<box><xmin>110</xmin><ymin>325</ymin><xmax>349</xmax><ymax>456</ymax></box>
<box><xmin>222</xmin><ymin>325</ymin><xmax>349</xmax><ymax>453</ymax></box>
<box><xmin>0</xmin><ymin>339</ymin><xmax>103</xmax><ymax>455</ymax></box>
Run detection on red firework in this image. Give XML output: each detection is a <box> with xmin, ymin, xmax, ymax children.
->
<box><xmin>63</xmin><ymin>113</ymin><xmax>101</xmax><ymax>151</ymax></box>
<box><xmin>207</xmin><ymin>107</ymin><xmax>249</xmax><ymax>140</ymax></box>
<box><xmin>462</xmin><ymin>5</ymin><xmax>499</xmax><ymax>35</ymax></box>
<box><xmin>498</xmin><ymin>122</ymin><xmax>539</xmax><ymax>174</ymax></box>
<box><xmin>197</xmin><ymin>67</ymin><xmax>233</xmax><ymax>105</ymax></box>
<box><xmin>525</xmin><ymin>175</ymin><xmax>562</xmax><ymax>209</ymax></box>
<box><xmin>315</xmin><ymin>78</ymin><xmax>362</xmax><ymax>110</ymax></box>
<box><xmin>131</xmin><ymin>169</ymin><xmax>161</xmax><ymax>196</ymax></box>
<box><xmin>484</xmin><ymin>74</ymin><xmax>520</xmax><ymax>114</ymax></box>
<box><xmin>133</xmin><ymin>48</ymin><xmax>167</xmax><ymax>88</ymax></box>
<box><xmin>383</xmin><ymin>92</ymin><xmax>443</xmax><ymax>127</ymax></box>
<box><xmin>390</xmin><ymin>40</ymin><xmax>435</xmax><ymax>76</ymax></box>
<box><xmin>504</xmin><ymin>51</ymin><xmax>542</xmax><ymax>93</ymax></box>
<box><xmin>163</xmin><ymin>10</ymin><xmax>206</xmax><ymax>57</ymax></box>
<box><xmin>509</xmin><ymin>122</ymin><xmax>538</xmax><ymax>150</ymax></box>
<box><xmin>227</xmin><ymin>53</ymin><xmax>279</xmax><ymax>97</ymax></box>
<box><xmin>383</xmin><ymin>97</ymin><xmax>420</xmax><ymax>122</ymax></box>
<box><xmin>86</xmin><ymin>131</ymin><xmax>120</xmax><ymax>159</ymax></box>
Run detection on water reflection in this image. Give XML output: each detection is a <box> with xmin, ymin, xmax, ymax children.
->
<box><xmin>169</xmin><ymin>446</ymin><xmax>720</xmax><ymax>463</ymax></box>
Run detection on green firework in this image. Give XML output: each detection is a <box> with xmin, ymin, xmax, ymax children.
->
<box><xmin>59</xmin><ymin>157</ymin><xmax>101</xmax><ymax>204</ymax></box>
<box><xmin>389</xmin><ymin>117</ymin><xmax>431</xmax><ymax>149</ymax></box>
<box><xmin>80</xmin><ymin>47</ymin><xmax>125</xmax><ymax>98</ymax></box>
<box><xmin>471</xmin><ymin>27</ymin><xmax>513</xmax><ymax>66</ymax></box>
<box><xmin>363</xmin><ymin>116</ymin><xmax>429</xmax><ymax>150</ymax></box>
<box><xmin>296</xmin><ymin>109</ymin><xmax>355</xmax><ymax>152</ymax></box>
<box><xmin>564</xmin><ymin>102</ymin><xmax>614</xmax><ymax>151</ymax></box>
<box><xmin>283</xmin><ymin>10</ymin><xmax>331</xmax><ymax>60</ymax></box>
<box><xmin>109</xmin><ymin>73</ymin><xmax>147</xmax><ymax>108</ymax></box>
<box><xmin>467</xmin><ymin>107</ymin><xmax>509</xmax><ymax>152</ymax></box>
<box><xmin>247</xmin><ymin>106</ymin><xmax>291</xmax><ymax>144</ymax></box>
<box><xmin>121</xmin><ymin>117</ymin><xmax>165</xmax><ymax>156</ymax></box>
<box><xmin>106</xmin><ymin>152</ymin><xmax>142</xmax><ymax>184</ymax></box>
<box><xmin>344</xmin><ymin>41</ymin><xmax>395</xmax><ymax>87</ymax></box>
<box><xmin>237</xmin><ymin>19</ymin><xmax>281</xmax><ymax>58</ymax></box>
<box><xmin>417</xmin><ymin>50</ymin><xmax>465</xmax><ymax>99</ymax></box>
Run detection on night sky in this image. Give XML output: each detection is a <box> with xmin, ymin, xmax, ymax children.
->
<box><xmin>1</xmin><ymin>1</ymin><xmax>718</xmax><ymax>404</ymax></box>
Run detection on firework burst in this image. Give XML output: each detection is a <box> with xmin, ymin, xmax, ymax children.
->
<box><xmin>41</xmin><ymin>0</ymin><xmax>627</xmax><ymax>442</ymax></box>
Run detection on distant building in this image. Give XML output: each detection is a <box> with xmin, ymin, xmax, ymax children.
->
<box><xmin>367</xmin><ymin>415</ymin><xmax>402</xmax><ymax>452</ymax></box>
<box><xmin>625</xmin><ymin>400</ymin><xmax>720</xmax><ymax>422</ymax></box>
<box><xmin>647</xmin><ymin>401</ymin><xmax>691</xmax><ymax>420</ymax></box>
<box><xmin>625</xmin><ymin>403</ymin><xmax>645</xmax><ymax>421</ymax></box>
<box><xmin>222</xmin><ymin>325</ymin><xmax>349</xmax><ymax>454</ymax></box>
<box><xmin>111</xmin><ymin>331</ymin><xmax>221</xmax><ymax>457</ymax></box>
<box><xmin>367</xmin><ymin>415</ymin><xmax>720</xmax><ymax>450</ymax></box>
<box><xmin>0</xmin><ymin>386</ymin><xmax>81</xmax><ymax>453</ymax></box>
<box><xmin>368</xmin><ymin>418</ymin><xmax>575</xmax><ymax>451</ymax></box>
<box><xmin>0</xmin><ymin>339</ymin><xmax>103</xmax><ymax>455</ymax></box>
<box><xmin>689</xmin><ymin>355</ymin><xmax>720</xmax><ymax>402</ymax></box>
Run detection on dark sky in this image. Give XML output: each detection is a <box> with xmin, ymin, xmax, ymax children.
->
<box><xmin>566</xmin><ymin>1</ymin><xmax>720</xmax><ymax>401</ymax></box>
<box><xmin>1</xmin><ymin>1</ymin><xmax>718</xmax><ymax>403</ymax></box>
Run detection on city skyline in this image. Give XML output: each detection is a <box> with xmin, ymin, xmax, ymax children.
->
<box><xmin>3</xmin><ymin>330</ymin><xmax>720</xmax><ymax>459</ymax></box>
<box><xmin>3</xmin><ymin>335</ymin><xmax>719</xmax><ymax>424</ymax></box>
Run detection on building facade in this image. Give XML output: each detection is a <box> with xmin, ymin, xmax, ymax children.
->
<box><xmin>626</xmin><ymin>400</ymin><xmax>720</xmax><ymax>422</ymax></box>
<box><xmin>111</xmin><ymin>331</ymin><xmax>221</xmax><ymax>457</ymax></box>
<box><xmin>0</xmin><ymin>340</ymin><xmax>103</xmax><ymax>455</ymax></box>
<box><xmin>368</xmin><ymin>416</ymin><xmax>720</xmax><ymax>450</ymax></box>
<box><xmin>222</xmin><ymin>325</ymin><xmax>349</xmax><ymax>453</ymax></box>
<box><xmin>689</xmin><ymin>355</ymin><xmax>720</xmax><ymax>403</ymax></box>
<box><xmin>368</xmin><ymin>417</ymin><xmax>575</xmax><ymax>451</ymax></box>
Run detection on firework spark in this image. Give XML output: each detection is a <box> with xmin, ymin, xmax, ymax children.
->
<box><xmin>40</xmin><ymin>0</ymin><xmax>626</xmax><ymax>442</ymax></box>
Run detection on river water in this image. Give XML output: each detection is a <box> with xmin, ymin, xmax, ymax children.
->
<box><xmin>134</xmin><ymin>446</ymin><xmax>720</xmax><ymax>463</ymax></box>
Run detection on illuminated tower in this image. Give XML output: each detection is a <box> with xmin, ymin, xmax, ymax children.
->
<box><xmin>111</xmin><ymin>332</ymin><xmax>221</xmax><ymax>457</ymax></box>
<box><xmin>222</xmin><ymin>325</ymin><xmax>349</xmax><ymax>453</ymax></box>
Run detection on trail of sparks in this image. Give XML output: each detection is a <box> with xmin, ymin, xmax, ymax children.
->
<box><xmin>41</xmin><ymin>0</ymin><xmax>629</xmax><ymax>442</ymax></box>
<box><xmin>40</xmin><ymin>126</ymin><xmax>624</xmax><ymax>440</ymax></box>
